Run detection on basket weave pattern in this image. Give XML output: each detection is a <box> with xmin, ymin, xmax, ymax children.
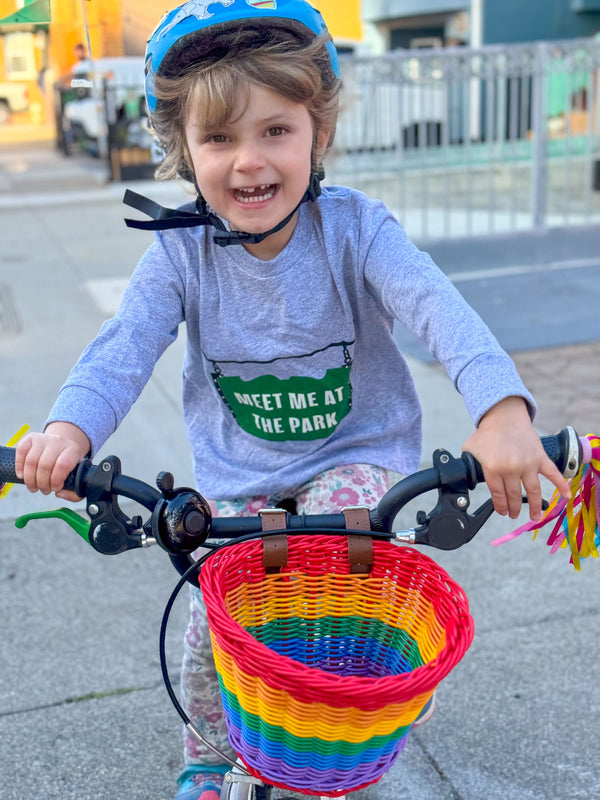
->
<box><xmin>200</xmin><ymin>535</ymin><xmax>474</xmax><ymax>796</ymax></box>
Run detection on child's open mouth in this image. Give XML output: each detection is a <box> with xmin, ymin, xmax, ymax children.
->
<box><xmin>233</xmin><ymin>184</ymin><xmax>277</xmax><ymax>204</ymax></box>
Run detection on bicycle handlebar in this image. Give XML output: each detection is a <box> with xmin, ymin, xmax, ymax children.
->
<box><xmin>0</xmin><ymin>426</ymin><xmax>584</xmax><ymax>573</ymax></box>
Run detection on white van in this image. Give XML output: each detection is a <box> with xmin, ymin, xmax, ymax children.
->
<box><xmin>62</xmin><ymin>56</ymin><xmax>146</xmax><ymax>143</ymax></box>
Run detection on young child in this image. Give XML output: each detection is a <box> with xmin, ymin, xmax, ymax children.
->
<box><xmin>16</xmin><ymin>2</ymin><xmax>570</xmax><ymax>798</ymax></box>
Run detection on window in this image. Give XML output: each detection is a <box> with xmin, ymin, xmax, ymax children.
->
<box><xmin>4</xmin><ymin>32</ymin><xmax>37</xmax><ymax>81</ymax></box>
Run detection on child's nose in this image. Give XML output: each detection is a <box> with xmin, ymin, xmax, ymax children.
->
<box><xmin>233</xmin><ymin>140</ymin><xmax>265</xmax><ymax>172</ymax></box>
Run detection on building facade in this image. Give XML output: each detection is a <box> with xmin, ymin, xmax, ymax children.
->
<box><xmin>362</xmin><ymin>0</ymin><xmax>600</xmax><ymax>54</ymax></box>
<box><xmin>362</xmin><ymin>0</ymin><xmax>470</xmax><ymax>53</ymax></box>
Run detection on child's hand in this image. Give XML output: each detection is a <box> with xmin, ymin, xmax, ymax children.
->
<box><xmin>461</xmin><ymin>396</ymin><xmax>572</xmax><ymax>521</ymax></box>
<box><xmin>14</xmin><ymin>422</ymin><xmax>91</xmax><ymax>502</ymax></box>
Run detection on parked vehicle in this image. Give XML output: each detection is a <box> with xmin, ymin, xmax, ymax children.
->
<box><xmin>58</xmin><ymin>57</ymin><xmax>146</xmax><ymax>145</ymax></box>
<box><xmin>0</xmin><ymin>81</ymin><xmax>28</xmax><ymax>124</ymax></box>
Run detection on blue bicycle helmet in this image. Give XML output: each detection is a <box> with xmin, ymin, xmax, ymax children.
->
<box><xmin>145</xmin><ymin>0</ymin><xmax>340</xmax><ymax>113</ymax></box>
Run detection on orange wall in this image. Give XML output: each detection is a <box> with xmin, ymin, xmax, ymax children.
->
<box><xmin>49</xmin><ymin>0</ymin><xmax>84</xmax><ymax>76</ymax></box>
<box><xmin>89</xmin><ymin>0</ymin><xmax>124</xmax><ymax>57</ymax></box>
<box><xmin>318</xmin><ymin>0</ymin><xmax>363</xmax><ymax>42</ymax></box>
<box><xmin>0</xmin><ymin>0</ymin><xmax>16</xmax><ymax>17</ymax></box>
<box><xmin>49</xmin><ymin>0</ymin><xmax>124</xmax><ymax>76</ymax></box>
<box><xmin>120</xmin><ymin>0</ymin><xmax>363</xmax><ymax>56</ymax></box>
<box><xmin>122</xmin><ymin>0</ymin><xmax>165</xmax><ymax>55</ymax></box>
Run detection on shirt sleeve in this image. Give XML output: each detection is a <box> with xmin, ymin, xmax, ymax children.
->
<box><xmin>362</xmin><ymin>209</ymin><xmax>536</xmax><ymax>426</ymax></box>
<box><xmin>45</xmin><ymin>234</ymin><xmax>186</xmax><ymax>455</ymax></box>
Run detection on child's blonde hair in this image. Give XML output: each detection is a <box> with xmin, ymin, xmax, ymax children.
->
<box><xmin>150</xmin><ymin>29</ymin><xmax>340</xmax><ymax>183</ymax></box>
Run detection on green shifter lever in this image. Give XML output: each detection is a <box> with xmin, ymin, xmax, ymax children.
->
<box><xmin>15</xmin><ymin>508</ymin><xmax>91</xmax><ymax>544</ymax></box>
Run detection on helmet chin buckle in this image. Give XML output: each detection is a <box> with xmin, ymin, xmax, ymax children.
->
<box><xmin>307</xmin><ymin>165</ymin><xmax>324</xmax><ymax>201</ymax></box>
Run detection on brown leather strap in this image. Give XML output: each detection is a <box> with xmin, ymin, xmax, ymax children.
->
<box><xmin>342</xmin><ymin>506</ymin><xmax>373</xmax><ymax>574</ymax></box>
<box><xmin>262</xmin><ymin>534</ymin><xmax>288</xmax><ymax>573</ymax></box>
<box><xmin>346</xmin><ymin>534</ymin><xmax>373</xmax><ymax>574</ymax></box>
<box><xmin>259</xmin><ymin>509</ymin><xmax>288</xmax><ymax>573</ymax></box>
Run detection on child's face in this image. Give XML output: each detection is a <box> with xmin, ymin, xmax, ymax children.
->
<box><xmin>185</xmin><ymin>82</ymin><xmax>317</xmax><ymax>258</ymax></box>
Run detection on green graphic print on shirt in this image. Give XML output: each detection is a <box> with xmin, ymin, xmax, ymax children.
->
<box><xmin>210</xmin><ymin>344</ymin><xmax>353</xmax><ymax>442</ymax></box>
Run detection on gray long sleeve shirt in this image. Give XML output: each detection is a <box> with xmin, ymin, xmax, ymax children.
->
<box><xmin>47</xmin><ymin>185</ymin><xmax>534</xmax><ymax>498</ymax></box>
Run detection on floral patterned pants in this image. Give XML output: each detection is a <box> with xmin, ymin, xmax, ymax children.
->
<box><xmin>181</xmin><ymin>463</ymin><xmax>397</xmax><ymax>766</ymax></box>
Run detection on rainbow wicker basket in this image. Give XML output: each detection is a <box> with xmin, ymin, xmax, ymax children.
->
<box><xmin>199</xmin><ymin>534</ymin><xmax>474</xmax><ymax>797</ymax></box>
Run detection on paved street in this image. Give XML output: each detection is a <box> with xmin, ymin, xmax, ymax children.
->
<box><xmin>0</xmin><ymin>141</ymin><xmax>599</xmax><ymax>800</ymax></box>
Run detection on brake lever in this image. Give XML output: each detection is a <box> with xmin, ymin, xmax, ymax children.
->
<box><xmin>84</xmin><ymin>456</ymin><xmax>147</xmax><ymax>554</ymax></box>
<box><xmin>16</xmin><ymin>458</ymin><xmax>148</xmax><ymax>555</ymax></box>
<box><xmin>411</xmin><ymin>449</ymin><xmax>495</xmax><ymax>551</ymax></box>
<box><xmin>414</xmin><ymin>497</ymin><xmax>496</xmax><ymax>550</ymax></box>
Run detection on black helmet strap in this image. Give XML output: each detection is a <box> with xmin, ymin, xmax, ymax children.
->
<box><xmin>123</xmin><ymin>167</ymin><xmax>323</xmax><ymax>247</ymax></box>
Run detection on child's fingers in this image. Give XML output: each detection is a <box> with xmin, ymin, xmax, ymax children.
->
<box><xmin>14</xmin><ymin>436</ymin><xmax>33</xmax><ymax>481</ymax></box>
<box><xmin>503</xmin><ymin>473</ymin><xmax>525</xmax><ymax>519</ymax></box>
<box><xmin>27</xmin><ymin>439</ymin><xmax>57</xmax><ymax>494</ymax></box>
<box><xmin>35</xmin><ymin>443</ymin><xmax>79</xmax><ymax>495</ymax></box>
<box><xmin>493</xmin><ymin>459</ymin><xmax>571</xmax><ymax>523</ymax></box>
<box><xmin>19</xmin><ymin>434</ymin><xmax>52</xmax><ymax>493</ymax></box>
<box><xmin>486</xmin><ymin>468</ymin><xmax>528</xmax><ymax>519</ymax></box>
<box><xmin>51</xmin><ymin>448</ymin><xmax>82</xmax><ymax>495</ymax></box>
<box><xmin>56</xmin><ymin>489</ymin><xmax>83</xmax><ymax>503</ymax></box>
<box><xmin>14</xmin><ymin>434</ymin><xmax>81</xmax><ymax>495</ymax></box>
<box><xmin>483</xmin><ymin>470</ymin><xmax>510</xmax><ymax>517</ymax></box>
<box><xmin>539</xmin><ymin>459</ymin><xmax>572</xmax><ymax>502</ymax></box>
<box><xmin>521</xmin><ymin>470</ymin><xmax>543</xmax><ymax>521</ymax></box>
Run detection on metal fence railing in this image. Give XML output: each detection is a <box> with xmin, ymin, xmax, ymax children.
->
<box><xmin>53</xmin><ymin>39</ymin><xmax>600</xmax><ymax>241</ymax></box>
<box><xmin>327</xmin><ymin>37</ymin><xmax>600</xmax><ymax>243</ymax></box>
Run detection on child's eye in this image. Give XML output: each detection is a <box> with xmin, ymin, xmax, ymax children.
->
<box><xmin>207</xmin><ymin>133</ymin><xmax>228</xmax><ymax>144</ymax></box>
<box><xmin>267</xmin><ymin>126</ymin><xmax>286</xmax><ymax>137</ymax></box>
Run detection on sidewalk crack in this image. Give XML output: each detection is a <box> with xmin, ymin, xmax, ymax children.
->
<box><xmin>411</xmin><ymin>733</ymin><xmax>464</xmax><ymax>800</ymax></box>
<box><xmin>0</xmin><ymin>682</ymin><xmax>159</xmax><ymax>718</ymax></box>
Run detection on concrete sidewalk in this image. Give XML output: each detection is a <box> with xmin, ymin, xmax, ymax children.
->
<box><xmin>1</xmin><ymin>143</ymin><xmax>599</xmax><ymax>800</ymax></box>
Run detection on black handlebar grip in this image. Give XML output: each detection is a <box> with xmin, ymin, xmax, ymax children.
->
<box><xmin>542</xmin><ymin>426</ymin><xmax>582</xmax><ymax>479</ymax></box>
<box><xmin>0</xmin><ymin>445</ymin><xmax>80</xmax><ymax>493</ymax></box>
<box><xmin>0</xmin><ymin>446</ymin><xmax>19</xmax><ymax>485</ymax></box>
<box><xmin>540</xmin><ymin>434</ymin><xmax>564</xmax><ymax>472</ymax></box>
<box><xmin>465</xmin><ymin>426</ymin><xmax>581</xmax><ymax>485</ymax></box>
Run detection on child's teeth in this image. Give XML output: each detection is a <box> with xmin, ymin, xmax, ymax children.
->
<box><xmin>235</xmin><ymin>185</ymin><xmax>275</xmax><ymax>203</ymax></box>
